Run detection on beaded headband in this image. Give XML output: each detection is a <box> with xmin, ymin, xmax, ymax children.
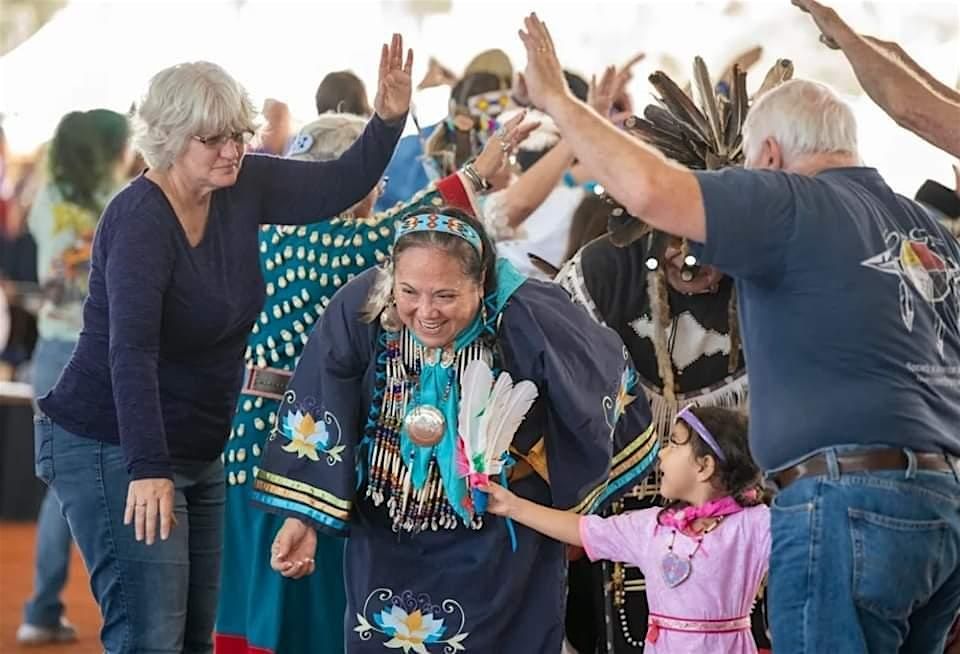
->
<box><xmin>676</xmin><ymin>405</ymin><xmax>726</xmax><ymax>461</ymax></box>
<box><xmin>395</xmin><ymin>213</ymin><xmax>483</xmax><ymax>255</ymax></box>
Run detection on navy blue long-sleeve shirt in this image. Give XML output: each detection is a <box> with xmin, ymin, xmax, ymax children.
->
<box><xmin>39</xmin><ymin>114</ymin><xmax>403</xmax><ymax>480</ymax></box>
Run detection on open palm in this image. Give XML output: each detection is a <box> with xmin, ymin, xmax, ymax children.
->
<box><xmin>374</xmin><ymin>33</ymin><xmax>414</xmax><ymax>123</ymax></box>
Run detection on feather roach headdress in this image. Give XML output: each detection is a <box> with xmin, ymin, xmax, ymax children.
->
<box><xmin>603</xmin><ymin>57</ymin><xmax>793</xmax><ymax>404</ymax></box>
<box><xmin>605</xmin><ymin>57</ymin><xmax>794</xmax><ymax>250</ymax></box>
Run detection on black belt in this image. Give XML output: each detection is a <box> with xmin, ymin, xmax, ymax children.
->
<box><xmin>240</xmin><ymin>366</ymin><xmax>292</xmax><ymax>401</ymax></box>
<box><xmin>774</xmin><ymin>448</ymin><xmax>954</xmax><ymax>491</ymax></box>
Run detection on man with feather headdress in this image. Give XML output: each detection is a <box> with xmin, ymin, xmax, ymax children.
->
<box><xmin>556</xmin><ymin>54</ymin><xmax>787</xmax><ymax>654</ymax></box>
<box><xmin>519</xmin><ymin>11</ymin><xmax>960</xmax><ymax>654</ymax></box>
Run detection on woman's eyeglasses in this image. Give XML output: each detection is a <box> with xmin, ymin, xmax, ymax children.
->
<box><xmin>193</xmin><ymin>130</ymin><xmax>254</xmax><ymax>149</ymax></box>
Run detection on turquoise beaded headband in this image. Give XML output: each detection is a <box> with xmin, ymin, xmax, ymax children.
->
<box><xmin>395</xmin><ymin>213</ymin><xmax>483</xmax><ymax>255</ymax></box>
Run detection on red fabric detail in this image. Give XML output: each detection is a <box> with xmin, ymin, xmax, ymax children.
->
<box><xmin>214</xmin><ymin>633</ymin><xmax>274</xmax><ymax>654</ymax></box>
<box><xmin>435</xmin><ymin>174</ymin><xmax>473</xmax><ymax>216</ymax></box>
<box><xmin>646</xmin><ymin>622</ymin><xmax>660</xmax><ymax>643</ymax></box>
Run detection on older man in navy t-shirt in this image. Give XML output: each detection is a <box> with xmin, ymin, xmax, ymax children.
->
<box><xmin>516</xmin><ymin>12</ymin><xmax>960</xmax><ymax>654</ymax></box>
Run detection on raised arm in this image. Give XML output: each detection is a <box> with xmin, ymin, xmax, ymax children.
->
<box><xmin>494</xmin><ymin>64</ymin><xmax>634</xmax><ymax>229</ymax></box>
<box><xmin>495</xmin><ymin>140</ymin><xmax>575</xmax><ymax>228</ymax></box>
<box><xmin>517</xmin><ymin>14</ymin><xmax>707</xmax><ymax>242</ymax></box>
<box><xmin>793</xmin><ymin>0</ymin><xmax>960</xmax><ymax>157</ymax></box>
<box><xmin>250</xmin><ymin>34</ymin><xmax>414</xmax><ymax>225</ymax></box>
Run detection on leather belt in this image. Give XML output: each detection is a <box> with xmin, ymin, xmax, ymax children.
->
<box><xmin>774</xmin><ymin>448</ymin><xmax>953</xmax><ymax>491</ymax></box>
<box><xmin>241</xmin><ymin>366</ymin><xmax>292</xmax><ymax>401</ymax></box>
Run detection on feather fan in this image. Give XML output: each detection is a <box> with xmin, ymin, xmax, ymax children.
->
<box><xmin>457</xmin><ymin>359</ymin><xmax>539</xmax><ymax>514</ymax></box>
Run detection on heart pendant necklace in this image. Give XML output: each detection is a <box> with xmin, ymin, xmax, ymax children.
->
<box><xmin>660</xmin><ymin>516</ymin><xmax>724</xmax><ymax>588</ymax></box>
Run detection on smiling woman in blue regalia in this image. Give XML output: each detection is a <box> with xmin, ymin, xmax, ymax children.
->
<box><xmin>251</xmin><ymin>201</ymin><xmax>659</xmax><ymax>652</ymax></box>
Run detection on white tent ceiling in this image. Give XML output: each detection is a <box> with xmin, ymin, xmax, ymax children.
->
<box><xmin>1</xmin><ymin>0</ymin><xmax>958</xmax><ymax>194</ymax></box>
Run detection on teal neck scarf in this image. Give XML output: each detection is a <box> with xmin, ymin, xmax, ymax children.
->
<box><xmin>400</xmin><ymin>258</ymin><xmax>526</xmax><ymax>524</ymax></box>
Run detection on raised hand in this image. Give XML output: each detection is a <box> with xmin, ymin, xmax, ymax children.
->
<box><xmin>588</xmin><ymin>66</ymin><xmax>618</xmax><ymax>119</ymax></box>
<box><xmin>472</xmin><ymin>110</ymin><xmax>541</xmax><ymax>181</ymax></box>
<box><xmin>374</xmin><ymin>33</ymin><xmax>414</xmax><ymax>123</ymax></box>
<box><xmin>517</xmin><ymin>13</ymin><xmax>570</xmax><ymax>112</ymax></box>
<box><xmin>792</xmin><ymin>0</ymin><xmax>850</xmax><ymax>50</ymax></box>
<box><xmin>612</xmin><ymin>52</ymin><xmax>645</xmax><ymax>117</ymax></box>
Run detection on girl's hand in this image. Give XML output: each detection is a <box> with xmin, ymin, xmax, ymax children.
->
<box><xmin>482</xmin><ymin>481</ymin><xmax>585</xmax><ymax>547</ymax></box>
<box><xmin>480</xmin><ymin>480</ymin><xmax>519</xmax><ymax>518</ymax></box>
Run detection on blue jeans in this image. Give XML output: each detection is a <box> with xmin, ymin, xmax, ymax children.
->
<box><xmin>768</xmin><ymin>447</ymin><xmax>960</xmax><ymax>653</ymax></box>
<box><xmin>35</xmin><ymin>415</ymin><xmax>225</xmax><ymax>653</ymax></box>
<box><xmin>24</xmin><ymin>337</ymin><xmax>76</xmax><ymax>627</ymax></box>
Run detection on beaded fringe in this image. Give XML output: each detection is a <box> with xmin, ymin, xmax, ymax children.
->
<box><xmin>364</xmin><ymin>329</ymin><xmax>491</xmax><ymax>534</ymax></box>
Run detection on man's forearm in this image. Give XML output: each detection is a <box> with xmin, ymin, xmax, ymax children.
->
<box><xmin>544</xmin><ymin>93</ymin><xmax>706</xmax><ymax>241</ymax></box>
<box><xmin>546</xmin><ymin>95</ymin><xmax>656</xmax><ymax>214</ymax></box>
<box><xmin>834</xmin><ymin>29</ymin><xmax>960</xmax><ymax>156</ymax></box>
<box><xmin>862</xmin><ymin>36</ymin><xmax>960</xmax><ymax>103</ymax></box>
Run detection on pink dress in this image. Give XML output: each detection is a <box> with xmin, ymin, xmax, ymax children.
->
<box><xmin>580</xmin><ymin>504</ymin><xmax>770</xmax><ymax>654</ymax></box>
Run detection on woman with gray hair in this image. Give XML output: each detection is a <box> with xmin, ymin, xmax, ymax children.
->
<box><xmin>214</xmin><ymin>110</ymin><xmax>535</xmax><ymax>654</ymax></box>
<box><xmin>33</xmin><ymin>35</ymin><xmax>413</xmax><ymax>654</ymax></box>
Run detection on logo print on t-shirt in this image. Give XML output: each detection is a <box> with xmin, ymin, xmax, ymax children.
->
<box><xmin>862</xmin><ymin>229</ymin><xmax>960</xmax><ymax>356</ymax></box>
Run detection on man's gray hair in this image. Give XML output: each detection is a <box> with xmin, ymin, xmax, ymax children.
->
<box><xmin>743</xmin><ymin>79</ymin><xmax>860</xmax><ymax>165</ymax></box>
<box><xmin>133</xmin><ymin>61</ymin><xmax>257</xmax><ymax>169</ymax></box>
<box><xmin>288</xmin><ymin>113</ymin><xmax>367</xmax><ymax>162</ymax></box>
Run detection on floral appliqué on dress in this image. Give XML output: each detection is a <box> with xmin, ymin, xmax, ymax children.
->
<box><xmin>278</xmin><ymin>390</ymin><xmax>347</xmax><ymax>464</ymax></box>
<box><xmin>604</xmin><ymin>348</ymin><xmax>639</xmax><ymax>434</ymax></box>
<box><xmin>355</xmin><ymin>588</ymin><xmax>469</xmax><ymax>653</ymax></box>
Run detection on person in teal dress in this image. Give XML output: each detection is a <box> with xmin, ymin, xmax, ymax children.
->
<box><xmin>215</xmin><ymin>111</ymin><xmax>533</xmax><ymax>654</ymax></box>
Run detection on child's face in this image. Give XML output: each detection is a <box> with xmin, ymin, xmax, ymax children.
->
<box><xmin>658</xmin><ymin>422</ymin><xmax>706</xmax><ymax>502</ymax></box>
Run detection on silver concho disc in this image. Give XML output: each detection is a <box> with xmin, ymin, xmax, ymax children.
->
<box><xmin>403</xmin><ymin>405</ymin><xmax>445</xmax><ymax>447</ymax></box>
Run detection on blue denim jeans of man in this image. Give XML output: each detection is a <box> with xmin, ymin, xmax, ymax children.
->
<box><xmin>35</xmin><ymin>414</ymin><xmax>225</xmax><ymax>653</ymax></box>
<box><xmin>768</xmin><ymin>447</ymin><xmax>960</xmax><ymax>653</ymax></box>
<box><xmin>24</xmin><ymin>337</ymin><xmax>76</xmax><ymax>628</ymax></box>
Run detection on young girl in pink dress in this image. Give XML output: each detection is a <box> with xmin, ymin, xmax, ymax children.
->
<box><xmin>485</xmin><ymin>406</ymin><xmax>770</xmax><ymax>654</ymax></box>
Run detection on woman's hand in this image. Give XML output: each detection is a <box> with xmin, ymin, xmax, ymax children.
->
<box><xmin>271</xmin><ymin>517</ymin><xmax>318</xmax><ymax>579</ymax></box>
<box><xmin>588</xmin><ymin>56</ymin><xmax>643</xmax><ymax>124</ymax></box>
<box><xmin>480</xmin><ymin>481</ymin><xmax>520</xmax><ymax>518</ymax></box>
<box><xmin>374</xmin><ymin>33</ymin><xmax>414</xmax><ymax>123</ymax></box>
<box><xmin>124</xmin><ymin>478</ymin><xmax>176</xmax><ymax>546</ymax></box>
<box><xmin>472</xmin><ymin>111</ymin><xmax>540</xmax><ymax>182</ymax></box>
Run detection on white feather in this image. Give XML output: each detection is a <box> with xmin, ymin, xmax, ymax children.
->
<box><xmin>458</xmin><ymin>360</ymin><xmax>494</xmax><ymax>468</ymax></box>
<box><xmin>485</xmin><ymin>379</ymin><xmax>539</xmax><ymax>475</ymax></box>
<box><xmin>481</xmin><ymin>372</ymin><xmax>538</xmax><ymax>475</ymax></box>
<box><xmin>475</xmin><ymin>372</ymin><xmax>512</xmax><ymax>472</ymax></box>
<box><xmin>458</xmin><ymin>362</ymin><xmax>540</xmax><ymax>479</ymax></box>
